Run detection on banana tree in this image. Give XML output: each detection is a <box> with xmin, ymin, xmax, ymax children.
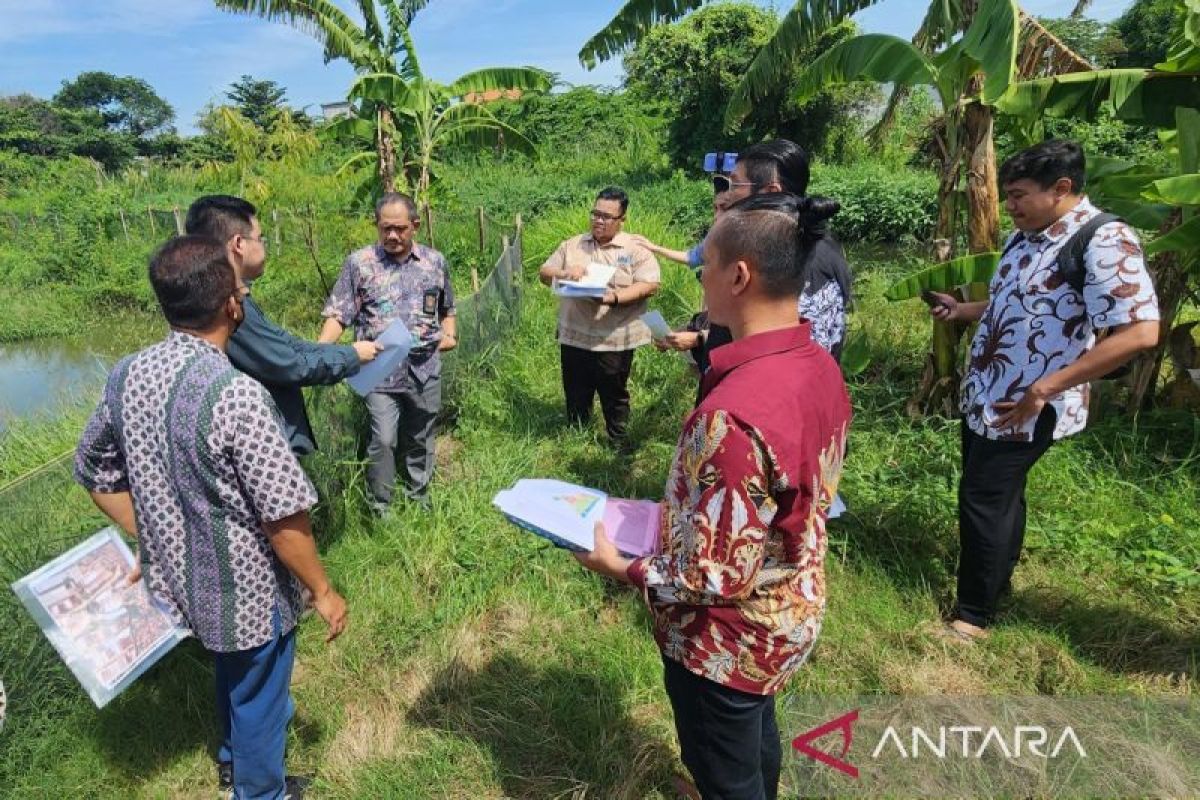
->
<box><xmin>342</xmin><ymin>66</ymin><xmax>550</xmax><ymax>204</ymax></box>
<box><xmin>215</xmin><ymin>0</ymin><xmax>549</xmax><ymax>197</ymax></box>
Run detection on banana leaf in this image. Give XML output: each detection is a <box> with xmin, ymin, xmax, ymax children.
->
<box><xmin>884</xmin><ymin>252</ymin><xmax>1000</xmax><ymax>301</ymax></box>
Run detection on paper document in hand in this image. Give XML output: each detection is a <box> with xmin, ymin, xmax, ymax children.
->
<box><xmin>557</xmin><ymin>262</ymin><xmax>616</xmax><ymax>289</ymax></box>
<box><xmin>346</xmin><ymin>319</ymin><xmax>413</xmax><ymax>397</ymax></box>
<box><xmin>603</xmin><ymin>498</ymin><xmax>661</xmax><ymax>557</ymax></box>
<box><xmin>640</xmin><ymin>311</ymin><xmax>671</xmax><ymax>339</ymax></box>
<box><xmin>493</xmin><ymin>479</ymin><xmax>607</xmax><ymax>552</ymax></box>
<box><xmin>11</xmin><ymin>527</ymin><xmax>190</xmax><ymax>708</ymax></box>
<box><xmin>553</xmin><ymin>282</ymin><xmax>608</xmax><ymax>299</ymax></box>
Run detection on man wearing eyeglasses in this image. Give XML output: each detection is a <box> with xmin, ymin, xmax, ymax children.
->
<box><xmin>186</xmin><ymin>195</ymin><xmax>381</xmax><ymax>457</ymax></box>
<box><xmin>538</xmin><ymin>187</ymin><xmax>660</xmax><ymax>443</ymax></box>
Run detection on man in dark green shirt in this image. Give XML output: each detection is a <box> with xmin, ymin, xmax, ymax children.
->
<box><xmin>186</xmin><ymin>195</ymin><xmax>379</xmax><ymax>454</ymax></box>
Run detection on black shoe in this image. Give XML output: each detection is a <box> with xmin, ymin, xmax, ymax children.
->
<box><xmin>284</xmin><ymin>775</ymin><xmax>312</xmax><ymax>799</ymax></box>
<box><xmin>217</xmin><ymin>761</ymin><xmax>232</xmax><ymax>793</ymax></box>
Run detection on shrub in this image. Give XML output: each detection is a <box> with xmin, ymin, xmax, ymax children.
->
<box><xmin>809</xmin><ymin>163</ymin><xmax>938</xmax><ymax>244</ymax></box>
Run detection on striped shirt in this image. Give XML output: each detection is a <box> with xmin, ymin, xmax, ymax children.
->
<box><xmin>74</xmin><ymin>331</ymin><xmax>317</xmax><ymax>652</ymax></box>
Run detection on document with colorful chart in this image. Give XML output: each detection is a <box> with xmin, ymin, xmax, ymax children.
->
<box><xmin>492</xmin><ymin>479</ymin><xmax>660</xmax><ymax>557</ymax></box>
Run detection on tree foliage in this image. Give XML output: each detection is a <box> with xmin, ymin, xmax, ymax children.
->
<box><xmin>225</xmin><ymin>75</ymin><xmax>306</xmax><ymax>130</ymax></box>
<box><xmin>53</xmin><ymin>71</ymin><xmax>174</xmax><ymax>138</ymax></box>
<box><xmin>1113</xmin><ymin>0</ymin><xmax>1179</xmax><ymax>66</ymax></box>
<box><xmin>622</xmin><ymin>3</ymin><xmax>877</xmax><ymax>168</ymax></box>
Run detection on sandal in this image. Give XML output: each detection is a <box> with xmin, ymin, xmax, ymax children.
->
<box><xmin>939</xmin><ymin>619</ymin><xmax>990</xmax><ymax>643</ymax></box>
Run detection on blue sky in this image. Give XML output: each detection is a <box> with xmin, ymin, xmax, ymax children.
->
<box><xmin>0</xmin><ymin>0</ymin><xmax>1132</xmax><ymax>135</ymax></box>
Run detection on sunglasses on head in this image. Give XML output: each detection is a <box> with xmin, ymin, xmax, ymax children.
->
<box><xmin>703</xmin><ymin>152</ymin><xmax>738</xmax><ymax>173</ymax></box>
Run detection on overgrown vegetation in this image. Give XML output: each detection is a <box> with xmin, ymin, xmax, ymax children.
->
<box><xmin>1</xmin><ymin>0</ymin><xmax>1197</xmax><ymax>796</ymax></box>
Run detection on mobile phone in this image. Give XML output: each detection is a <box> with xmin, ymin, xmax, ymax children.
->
<box><xmin>920</xmin><ymin>289</ymin><xmax>948</xmax><ymax>309</ymax></box>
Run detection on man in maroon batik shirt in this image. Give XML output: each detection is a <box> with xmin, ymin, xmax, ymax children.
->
<box><xmin>575</xmin><ymin>192</ymin><xmax>852</xmax><ymax>800</ymax></box>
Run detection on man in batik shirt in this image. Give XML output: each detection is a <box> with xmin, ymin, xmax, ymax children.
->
<box><xmin>319</xmin><ymin>193</ymin><xmax>457</xmax><ymax>511</ymax></box>
<box><xmin>75</xmin><ymin>235</ymin><xmax>347</xmax><ymax>799</ymax></box>
<box><xmin>927</xmin><ymin>140</ymin><xmax>1160</xmax><ymax>641</ymax></box>
<box><xmin>575</xmin><ymin>193</ymin><xmax>851</xmax><ymax>800</ymax></box>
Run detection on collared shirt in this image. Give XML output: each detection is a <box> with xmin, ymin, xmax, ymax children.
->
<box><xmin>542</xmin><ymin>231</ymin><xmax>661</xmax><ymax>351</ymax></box>
<box><xmin>961</xmin><ymin>197</ymin><xmax>1159</xmax><ymax>441</ymax></box>
<box><xmin>227</xmin><ymin>292</ymin><xmax>360</xmax><ymax>455</ymax></box>
<box><xmin>74</xmin><ymin>331</ymin><xmax>319</xmax><ymax>653</ymax></box>
<box><xmin>322</xmin><ymin>242</ymin><xmax>456</xmax><ymax>393</ymax></box>
<box><xmin>627</xmin><ymin>324</ymin><xmax>851</xmax><ymax>695</ymax></box>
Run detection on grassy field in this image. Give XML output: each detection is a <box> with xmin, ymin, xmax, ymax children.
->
<box><xmin>0</xmin><ymin>199</ymin><xmax>1197</xmax><ymax>798</ymax></box>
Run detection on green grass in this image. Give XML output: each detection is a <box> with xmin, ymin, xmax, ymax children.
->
<box><xmin>1</xmin><ymin>208</ymin><xmax>1197</xmax><ymax>799</ymax></box>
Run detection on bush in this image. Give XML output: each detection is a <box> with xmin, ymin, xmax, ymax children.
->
<box><xmin>810</xmin><ymin>163</ymin><xmax>938</xmax><ymax>244</ymax></box>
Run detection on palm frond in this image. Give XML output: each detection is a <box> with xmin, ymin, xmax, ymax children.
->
<box><xmin>447</xmin><ymin>67</ymin><xmax>553</xmax><ymax>100</ymax></box>
<box><xmin>725</xmin><ymin>0</ymin><xmax>881</xmax><ymax>129</ymax></box>
<box><xmin>578</xmin><ymin>0</ymin><xmax>707</xmax><ymax>69</ymax></box>
<box><xmin>1016</xmin><ymin>12</ymin><xmax>1094</xmax><ymax>80</ymax></box>
<box><xmin>213</xmin><ymin>0</ymin><xmax>374</xmax><ymax>68</ymax></box>
<box><xmin>792</xmin><ymin>34</ymin><xmax>938</xmax><ymax>106</ymax></box>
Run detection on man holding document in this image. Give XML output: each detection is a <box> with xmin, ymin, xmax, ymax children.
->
<box><xmin>538</xmin><ymin>187</ymin><xmax>660</xmax><ymax>443</ymax></box>
<box><xmin>574</xmin><ymin>193</ymin><xmax>852</xmax><ymax>800</ymax></box>
<box><xmin>319</xmin><ymin>193</ymin><xmax>456</xmax><ymax>511</ymax></box>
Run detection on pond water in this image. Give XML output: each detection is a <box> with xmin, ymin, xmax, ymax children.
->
<box><xmin>0</xmin><ymin>320</ymin><xmax>164</xmax><ymax>433</ymax></box>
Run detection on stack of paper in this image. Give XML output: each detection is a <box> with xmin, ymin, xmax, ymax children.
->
<box><xmin>553</xmin><ymin>262</ymin><xmax>617</xmax><ymax>299</ymax></box>
<box><xmin>346</xmin><ymin>319</ymin><xmax>413</xmax><ymax>397</ymax></box>
<box><xmin>493</xmin><ymin>479</ymin><xmax>660</xmax><ymax>557</ymax></box>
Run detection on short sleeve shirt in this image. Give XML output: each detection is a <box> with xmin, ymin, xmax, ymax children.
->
<box><xmin>73</xmin><ymin>331</ymin><xmax>318</xmax><ymax>653</ymax></box>
<box><xmin>542</xmin><ymin>232</ymin><xmax>661</xmax><ymax>351</ymax></box>
<box><xmin>960</xmin><ymin>198</ymin><xmax>1160</xmax><ymax>441</ymax></box>
<box><xmin>322</xmin><ymin>242</ymin><xmax>456</xmax><ymax>391</ymax></box>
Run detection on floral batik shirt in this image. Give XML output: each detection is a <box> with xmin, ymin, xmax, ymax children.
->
<box><xmin>626</xmin><ymin>324</ymin><xmax>852</xmax><ymax>695</ymax></box>
<box><xmin>74</xmin><ymin>332</ymin><xmax>318</xmax><ymax>653</ymax></box>
<box><xmin>961</xmin><ymin>197</ymin><xmax>1159</xmax><ymax>441</ymax></box>
<box><xmin>322</xmin><ymin>242</ymin><xmax>456</xmax><ymax>392</ymax></box>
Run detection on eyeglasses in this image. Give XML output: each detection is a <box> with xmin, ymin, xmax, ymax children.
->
<box><xmin>712</xmin><ymin>174</ymin><xmax>756</xmax><ymax>195</ymax></box>
<box><xmin>590</xmin><ymin>210</ymin><xmax>624</xmax><ymax>223</ymax></box>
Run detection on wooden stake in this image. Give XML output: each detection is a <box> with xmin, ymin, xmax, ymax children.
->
<box><xmin>118</xmin><ymin>208</ymin><xmax>130</xmax><ymax>243</ymax></box>
<box><xmin>172</xmin><ymin>206</ymin><xmax>184</xmax><ymax>236</ymax></box>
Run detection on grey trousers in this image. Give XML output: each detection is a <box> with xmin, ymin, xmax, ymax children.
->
<box><xmin>365</xmin><ymin>377</ymin><xmax>441</xmax><ymax>504</ymax></box>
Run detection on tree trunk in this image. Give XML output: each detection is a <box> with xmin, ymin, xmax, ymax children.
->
<box><xmin>908</xmin><ymin>128</ymin><xmax>967</xmax><ymax>418</ymax></box>
<box><xmin>1128</xmin><ymin>213</ymin><xmax>1187</xmax><ymax>410</ymax></box>
<box><xmin>377</xmin><ymin>106</ymin><xmax>397</xmax><ymax>193</ymax></box>
<box><xmin>963</xmin><ymin>101</ymin><xmax>1000</xmax><ymax>255</ymax></box>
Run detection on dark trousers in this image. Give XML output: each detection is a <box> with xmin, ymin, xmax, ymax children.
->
<box><xmin>663</xmin><ymin>656</ymin><xmax>781</xmax><ymax>800</ymax></box>
<box><xmin>956</xmin><ymin>407</ymin><xmax>1056</xmax><ymax>627</ymax></box>
<box><xmin>559</xmin><ymin>344</ymin><xmax>634</xmax><ymax>440</ymax></box>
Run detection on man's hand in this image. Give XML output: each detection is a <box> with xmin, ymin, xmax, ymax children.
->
<box><xmin>573</xmin><ymin>523</ymin><xmax>633</xmax><ymax>584</ymax></box>
<box><xmin>991</xmin><ymin>381</ymin><xmax>1051</xmax><ymax>431</ymax></box>
<box><xmin>352</xmin><ymin>341</ymin><xmax>382</xmax><ymax>362</ymax></box>
<box><xmin>311</xmin><ymin>586</ymin><xmax>348</xmax><ymax>643</ymax></box>
<box><xmin>598</xmin><ymin>290</ymin><xmax>619</xmax><ymax>306</ymax></box>
<box><xmin>438</xmin><ymin>333</ymin><xmax>458</xmax><ymax>352</ymax></box>
<box><xmin>660</xmin><ymin>331</ymin><xmax>700</xmax><ymax>351</ymax></box>
<box><xmin>925</xmin><ymin>290</ymin><xmax>959</xmax><ymax>322</ymax></box>
<box><xmin>561</xmin><ymin>264</ymin><xmax>587</xmax><ymax>282</ymax></box>
<box><xmin>126</xmin><ymin>561</ymin><xmax>142</xmax><ymax>586</ymax></box>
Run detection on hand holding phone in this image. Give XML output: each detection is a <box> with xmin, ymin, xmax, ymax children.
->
<box><xmin>921</xmin><ymin>289</ymin><xmax>956</xmax><ymax>321</ymax></box>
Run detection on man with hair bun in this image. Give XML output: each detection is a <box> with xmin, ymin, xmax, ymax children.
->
<box><xmin>574</xmin><ymin>193</ymin><xmax>852</xmax><ymax>800</ymax></box>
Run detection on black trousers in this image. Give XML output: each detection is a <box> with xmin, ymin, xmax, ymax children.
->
<box><xmin>663</xmin><ymin>656</ymin><xmax>781</xmax><ymax>800</ymax></box>
<box><xmin>956</xmin><ymin>407</ymin><xmax>1056</xmax><ymax>627</ymax></box>
<box><xmin>559</xmin><ymin>344</ymin><xmax>634</xmax><ymax>440</ymax></box>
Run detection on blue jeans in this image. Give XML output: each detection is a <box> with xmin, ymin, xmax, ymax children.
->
<box><xmin>214</xmin><ymin>613</ymin><xmax>296</xmax><ymax>800</ymax></box>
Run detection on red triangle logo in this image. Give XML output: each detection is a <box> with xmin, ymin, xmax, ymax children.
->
<box><xmin>791</xmin><ymin>709</ymin><xmax>860</xmax><ymax>779</ymax></box>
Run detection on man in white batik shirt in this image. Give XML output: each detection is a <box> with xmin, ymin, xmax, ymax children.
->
<box><xmin>925</xmin><ymin>140</ymin><xmax>1160</xmax><ymax>641</ymax></box>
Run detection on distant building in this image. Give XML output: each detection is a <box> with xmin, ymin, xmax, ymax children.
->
<box><xmin>321</xmin><ymin>101</ymin><xmax>354</xmax><ymax>121</ymax></box>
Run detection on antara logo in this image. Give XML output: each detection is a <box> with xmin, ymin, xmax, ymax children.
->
<box><xmin>792</xmin><ymin>710</ymin><xmax>1088</xmax><ymax>779</ymax></box>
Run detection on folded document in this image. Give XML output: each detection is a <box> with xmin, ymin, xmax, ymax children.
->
<box><xmin>493</xmin><ymin>479</ymin><xmax>660</xmax><ymax>557</ymax></box>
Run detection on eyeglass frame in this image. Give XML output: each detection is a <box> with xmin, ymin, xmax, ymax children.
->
<box><xmin>712</xmin><ymin>174</ymin><xmax>757</xmax><ymax>195</ymax></box>
<box><xmin>589</xmin><ymin>209</ymin><xmax>625</xmax><ymax>223</ymax></box>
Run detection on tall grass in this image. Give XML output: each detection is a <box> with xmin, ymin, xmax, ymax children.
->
<box><xmin>0</xmin><ymin>156</ymin><xmax>1196</xmax><ymax>798</ymax></box>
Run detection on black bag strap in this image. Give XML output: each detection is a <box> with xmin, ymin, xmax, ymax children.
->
<box><xmin>1057</xmin><ymin>212</ymin><xmax>1121</xmax><ymax>294</ymax></box>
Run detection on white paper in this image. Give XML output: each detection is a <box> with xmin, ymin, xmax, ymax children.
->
<box><xmin>493</xmin><ymin>479</ymin><xmax>607</xmax><ymax>551</ymax></box>
<box><xmin>346</xmin><ymin>320</ymin><xmax>413</xmax><ymax>397</ymax></box>
<box><xmin>557</xmin><ymin>262</ymin><xmax>616</xmax><ymax>289</ymax></box>
<box><xmin>828</xmin><ymin>493</ymin><xmax>847</xmax><ymax>520</ymax></box>
<box><xmin>641</xmin><ymin>311</ymin><xmax>671</xmax><ymax>339</ymax></box>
